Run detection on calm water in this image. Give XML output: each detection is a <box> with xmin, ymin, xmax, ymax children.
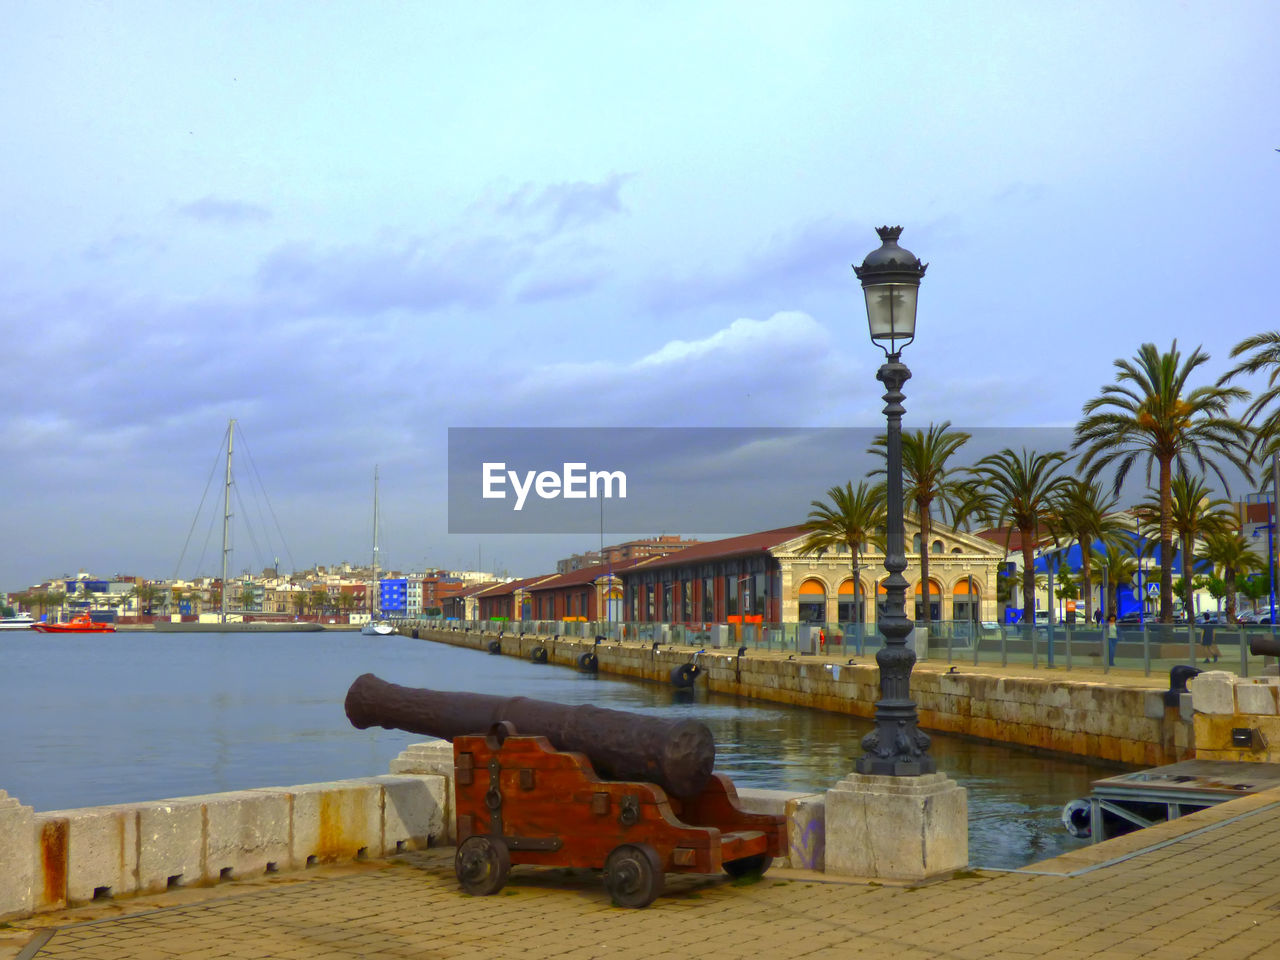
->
<box><xmin>0</xmin><ymin>630</ymin><xmax>1112</xmax><ymax>869</ymax></box>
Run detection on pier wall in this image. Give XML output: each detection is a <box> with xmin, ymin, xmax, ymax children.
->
<box><xmin>0</xmin><ymin>775</ymin><xmax>446</xmax><ymax>921</ymax></box>
<box><xmin>410</xmin><ymin>626</ymin><xmax>1194</xmax><ymax>768</ymax></box>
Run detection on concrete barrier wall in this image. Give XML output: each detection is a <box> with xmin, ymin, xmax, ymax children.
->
<box><xmin>0</xmin><ymin>774</ymin><xmax>446</xmax><ymax>921</ymax></box>
<box><xmin>413</xmin><ymin>626</ymin><xmax>1192</xmax><ymax>767</ymax></box>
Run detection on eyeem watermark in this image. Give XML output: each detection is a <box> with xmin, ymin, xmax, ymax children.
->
<box><xmin>482</xmin><ymin>462</ymin><xmax>627</xmax><ymax>511</ymax></box>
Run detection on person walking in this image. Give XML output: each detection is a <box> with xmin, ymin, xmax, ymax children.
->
<box><xmin>1201</xmin><ymin>616</ymin><xmax>1220</xmax><ymax>663</ymax></box>
<box><xmin>1106</xmin><ymin>613</ymin><xmax>1119</xmax><ymax>667</ymax></box>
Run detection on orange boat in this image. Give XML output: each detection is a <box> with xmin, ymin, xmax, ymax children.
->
<box><xmin>31</xmin><ymin>614</ymin><xmax>116</xmax><ymax>634</ymax></box>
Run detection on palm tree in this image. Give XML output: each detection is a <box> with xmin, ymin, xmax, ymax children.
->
<box><xmin>1220</xmin><ymin>332</ymin><xmax>1280</xmax><ymax>451</ymax></box>
<box><xmin>1049</xmin><ymin>478</ymin><xmax>1127</xmax><ymax>624</ymax></box>
<box><xmin>796</xmin><ymin>481</ymin><xmax>887</xmax><ymax>633</ymax></box>
<box><xmin>1074</xmin><ymin>340</ymin><xmax>1251</xmax><ymax>622</ymax></box>
<box><xmin>870</xmin><ymin>422</ymin><xmax>972</xmax><ymax>632</ymax></box>
<box><xmin>966</xmin><ymin>448</ymin><xmax>1072</xmax><ymax>627</ymax></box>
<box><xmin>1089</xmin><ymin>540</ymin><xmax>1139</xmax><ymax>620</ymax></box>
<box><xmin>1133</xmin><ymin>470</ymin><xmax>1235</xmax><ymax>621</ymax></box>
<box><xmin>1198</xmin><ymin>529</ymin><xmax>1264</xmax><ymax>623</ymax></box>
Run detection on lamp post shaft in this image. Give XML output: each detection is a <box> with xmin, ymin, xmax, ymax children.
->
<box><xmin>856</xmin><ymin>356</ymin><xmax>935</xmax><ymax>776</ymax></box>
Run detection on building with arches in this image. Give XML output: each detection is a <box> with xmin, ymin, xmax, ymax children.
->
<box><xmin>617</xmin><ymin>521</ymin><xmax>1005</xmax><ymax>626</ymax></box>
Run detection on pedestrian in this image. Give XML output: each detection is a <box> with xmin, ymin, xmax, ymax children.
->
<box><xmin>1106</xmin><ymin>614</ymin><xmax>1119</xmax><ymax>667</ymax></box>
<box><xmin>1200</xmin><ymin>618</ymin><xmax>1220</xmax><ymax>663</ymax></box>
<box><xmin>1094</xmin><ymin>607</ymin><xmax>1102</xmax><ymax>625</ymax></box>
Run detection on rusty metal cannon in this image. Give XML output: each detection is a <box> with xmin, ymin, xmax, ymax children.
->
<box><xmin>1248</xmin><ymin>634</ymin><xmax>1280</xmax><ymax>658</ymax></box>
<box><xmin>344</xmin><ymin>673</ymin><xmax>785</xmax><ymax>907</ymax></box>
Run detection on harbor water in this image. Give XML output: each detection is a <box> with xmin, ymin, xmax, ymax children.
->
<box><xmin>0</xmin><ymin>630</ymin><xmax>1114</xmax><ymax>869</ymax></box>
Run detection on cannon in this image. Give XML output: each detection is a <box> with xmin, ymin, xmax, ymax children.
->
<box><xmin>344</xmin><ymin>673</ymin><xmax>785</xmax><ymax>907</ymax></box>
<box><xmin>1248</xmin><ymin>634</ymin><xmax>1280</xmax><ymax>658</ymax></box>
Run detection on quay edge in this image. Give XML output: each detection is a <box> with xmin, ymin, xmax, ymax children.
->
<box><xmin>402</xmin><ymin>624</ymin><xmax>1196</xmax><ymax>768</ymax></box>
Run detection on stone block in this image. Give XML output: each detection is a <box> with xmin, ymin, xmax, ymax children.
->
<box><xmin>824</xmin><ymin>772</ymin><xmax>967</xmax><ymax>881</ymax></box>
<box><xmin>1144</xmin><ymin>691</ymin><xmax>1166</xmax><ymax>719</ymax></box>
<box><xmin>267</xmin><ymin>781</ymin><xmax>381</xmax><ymax>866</ymax></box>
<box><xmin>1236</xmin><ymin>683</ymin><xmax>1279</xmax><ymax>716</ymax></box>
<box><xmin>199</xmin><ymin>790</ymin><xmax>292</xmax><ymax>881</ymax></box>
<box><xmin>137</xmin><ymin>799</ymin><xmax>204</xmax><ymax>893</ymax></box>
<box><xmin>43</xmin><ymin>803</ymin><xmax>139</xmax><ymax>903</ymax></box>
<box><xmin>1188</xmin><ymin>674</ymin><xmax>1236</xmax><ymax>714</ymax></box>
<box><xmin>364</xmin><ymin>775</ymin><xmax>447</xmax><ymax>852</ymax></box>
<box><xmin>0</xmin><ymin>791</ymin><xmax>35</xmax><ymax>919</ymax></box>
<box><xmin>786</xmin><ymin>793</ymin><xmax>825</xmax><ymax>872</ymax></box>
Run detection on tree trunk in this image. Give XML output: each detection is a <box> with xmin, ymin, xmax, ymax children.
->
<box><xmin>1081</xmin><ymin>543</ymin><xmax>1094</xmax><ymax>622</ymax></box>
<box><xmin>919</xmin><ymin>507</ymin><xmax>932</xmax><ymax>631</ymax></box>
<box><xmin>1159</xmin><ymin>456</ymin><xmax>1174</xmax><ymax>622</ymax></box>
<box><xmin>1226</xmin><ymin>567</ymin><xmax>1237</xmax><ymax>622</ymax></box>
<box><xmin>1021</xmin><ymin>533</ymin><xmax>1035</xmax><ymax>628</ymax></box>
<box><xmin>1182</xmin><ymin>531</ymin><xmax>1194</xmax><ymax>621</ymax></box>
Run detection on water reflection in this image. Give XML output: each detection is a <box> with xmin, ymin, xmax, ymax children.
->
<box><xmin>0</xmin><ymin>631</ymin><xmax>1112</xmax><ymax>869</ymax></box>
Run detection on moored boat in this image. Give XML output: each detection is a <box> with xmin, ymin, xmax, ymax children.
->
<box><xmin>0</xmin><ymin>613</ymin><xmax>36</xmax><ymax>630</ymax></box>
<box><xmin>31</xmin><ymin>614</ymin><xmax>115</xmax><ymax>634</ymax></box>
<box><xmin>360</xmin><ymin>620</ymin><xmax>394</xmax><ymax>636</ymax></box>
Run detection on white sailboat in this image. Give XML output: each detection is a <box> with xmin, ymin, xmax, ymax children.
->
<box><xmin>361</xmin><ymin>465</ymin><xmax>393</xmax><ymax>636</ymax></box>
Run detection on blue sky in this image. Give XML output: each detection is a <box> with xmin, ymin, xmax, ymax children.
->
<box><xmin>2</xmin><ymin>1</ymin><xmax>1278</xmax><ymax>590</ymax></box>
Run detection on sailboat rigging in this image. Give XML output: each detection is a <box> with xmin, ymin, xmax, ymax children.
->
<box><xmin>161</xmin><ymin>419</ymin><xmax>321</xmax><ymax>632</ymax></box>
<box><xmin>362</xmin><ymin>466</ymin><xmax>393</xmax><ymax>636</ymax></box>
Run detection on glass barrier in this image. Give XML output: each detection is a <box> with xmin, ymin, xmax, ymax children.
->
<box><xmin>432</xmin><ymin>618</ymin><xmax>1280</xmax><ymax>676</ymax></box>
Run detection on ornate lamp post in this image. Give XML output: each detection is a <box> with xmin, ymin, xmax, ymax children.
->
<box><xmin>854</xmin><ymin>225</ymin><xmax>934</xmax><ymax>777</ymax></box>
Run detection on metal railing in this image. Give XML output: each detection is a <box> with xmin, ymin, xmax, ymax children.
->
<box><xmin>432</xmin><ymin>617</ymin><xmax>1280</xmax><ymax>677</ymax></box>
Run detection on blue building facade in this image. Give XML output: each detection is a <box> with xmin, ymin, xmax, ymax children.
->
<box><xmin>379</xmin><ymin>579</ymin><xmax>407</xmax><ymax>615</ymax></box>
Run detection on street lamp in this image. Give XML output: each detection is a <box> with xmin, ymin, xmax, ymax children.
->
<box><xmin>853</xmin><ymin>225</ymin><xmax>934</xmax><ymax>777</ymax></box>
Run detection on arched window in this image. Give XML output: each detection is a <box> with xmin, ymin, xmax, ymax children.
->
<box><xmin>931</xmin><ymin>540</ymin><xmax>944</xmax><ymax>554</ymax></box>
<box><xmin>912</xmin><ymin>533</ymin><xmax>922</xmax><ymax>553</ymax></box>
<box><xmin>798</xmin><ymin>578</ymin><xmax>826</xmax><ymax>624</ymax></box>
<box><xmin>951</xmin><ymin>547</ymin><xmax>962</xmax><ymax>554</ymax></box>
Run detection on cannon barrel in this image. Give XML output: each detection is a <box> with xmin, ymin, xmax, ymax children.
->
<box><xmin>345</xmin><ymin>673</ymin><xmax>716</xmax><ymax>798</ymax></box>
<box><xmin>1249</xmin><ymin>634</ymin><xmax>1280</xmax><ymax>658</ymax></box>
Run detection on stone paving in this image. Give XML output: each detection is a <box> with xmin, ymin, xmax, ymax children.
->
<box><xmin>7</xmin><ymin>785</ymin><xmax>1280</xmax><ymax>960</ymax></box>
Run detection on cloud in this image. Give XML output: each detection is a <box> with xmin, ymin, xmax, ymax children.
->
<box><xmin>645</xmin><ymin>216</ymin><xmax>867</xmax><ymax>312</ymax></box>
<box><xmin>497</xmin><ymin>173</ymin><xmax>632</xmax><ymax>234</ymax></box>
<box><xmin>177</xmin><ymin>196</ymin><xmax>272</xmax><ymax>224</ymax></box>
<box><xmin>255</xmin><ymin>174</ymin><xmax>630</xmax><ymax>316</ymax></box>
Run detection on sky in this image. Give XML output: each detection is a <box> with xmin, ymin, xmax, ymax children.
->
<box><xmin>2</xmin><ymin>1</ymin><xmax>1278</xmax><ymax>591</ymax></box>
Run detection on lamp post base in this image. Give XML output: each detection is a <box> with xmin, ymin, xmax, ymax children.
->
<box><xmin>824</xmin><ymin>772</ymin><xmax>967</xmax><ymax>881</ymax></box>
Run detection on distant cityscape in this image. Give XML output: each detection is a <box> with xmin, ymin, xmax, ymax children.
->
<box><xmin>3</xmin><ymin>536</ymin><xmax>706</xmax><ymax>623</ymax></box>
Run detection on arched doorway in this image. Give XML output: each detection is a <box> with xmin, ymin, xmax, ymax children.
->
<box><xmin>837</xmin><ymin>578</ymin><xmax>865</xmax><ymax>624</ymax></box>
<box><xmin>797</xmin><ymin>578</ymin><xmax>826</xmax><ymax>624</ymax></box>
<box><xmin>953</xmin><ymin>578</ymin><xmax>980</xmax><ymax>624</ymax></box>
<box><xmin>914</xmin><ymin>579</ymin><xmax>942</xmax><ymax>622</ymax></box>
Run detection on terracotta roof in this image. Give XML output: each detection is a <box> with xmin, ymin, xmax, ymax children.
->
<box><xmin>626</xmin><ymin>525</ymin><xmax>808</xmax><ymax>572</ymax></box>
<box><xmin>528</xmin><ymin>557</ymin><xmax>651</xmax><ymax>592</ymax></box>
<box><xmin>471</xmin><ymin>575</ymin><xmax>555</xmax><ymax>599</ymax></box>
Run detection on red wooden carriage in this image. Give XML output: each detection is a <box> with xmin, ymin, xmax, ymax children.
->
<box><xmin>452</xmin><ymin>723</ymin><xmax>786</xmax><ymax>908</ymax></box>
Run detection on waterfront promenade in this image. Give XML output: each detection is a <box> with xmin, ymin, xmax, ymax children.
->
<box><xmin>5</xmin><ymin>780</ymin><xmax>1279</xmax><ymax>960</ymax></box>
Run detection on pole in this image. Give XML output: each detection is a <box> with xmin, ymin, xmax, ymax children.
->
<box><xmin>1135</xmin><ymin>515</ymin><xmax>1144</xmax><ymax>625</ymax></box>
<box><xmin>1269</xmin><ymin>513</ymin><xmax>1276</xmax><ymax>624</ymax></box>
<box><xmin>857</xmin><ymin>356</ymin><xmax>934</xmax><ymax>776</ymax></box>
<box><xmin>1273</xmin><ymin>454</ymin><xmax>1280</xmax><ymax>621</ymax></box>
<box><xmin>221</xmin><ymin>419</ymin><xmax>234</xmax><ymax>625</ymax></box>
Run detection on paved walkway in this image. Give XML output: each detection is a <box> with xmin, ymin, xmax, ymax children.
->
<box><xmin>7</xmin><ymin>786</ymin><xmax>1280</xmax><ymax>960</ymax></box>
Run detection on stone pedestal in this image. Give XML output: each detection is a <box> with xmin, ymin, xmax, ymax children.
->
<box><xmin>0</xmin><ymin>790</ymin><xmax>35</xmax><ymax>919</ymax></box>
<box><xmin>824</xmin><ymin>772</ymin><xmax>967</xmax><ymax>881</ymax></box>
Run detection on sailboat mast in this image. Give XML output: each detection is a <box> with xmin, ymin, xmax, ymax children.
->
<box><xmin>221</xmin><ymin>418</ymin><xmax>235</xmax><ymax>625</ymax></box>
<box><xmin>371</xmin><ymin>465</ymin><xmax>380</xmax><ymax>616</ymax></box>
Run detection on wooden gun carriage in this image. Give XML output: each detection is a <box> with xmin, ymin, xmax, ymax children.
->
<box><xmin>346</xmin><ymin>673</ymin><xmax>786</xmax><ymax>907</ymax></box>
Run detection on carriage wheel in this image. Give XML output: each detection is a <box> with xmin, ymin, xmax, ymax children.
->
<box><xmin>723</xmin><ymin>853</ymin><xmax>771</xmax><ymax>880</ymax></box>
<box><xmin>604</xmin><ymin>843</ymin><xmax>663</xmax><ymax>908</ymax></box>
<box><xmin>455</xmin><ymin>835</ymin><xmax>510</xmax><ymax>896</ymax></box>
